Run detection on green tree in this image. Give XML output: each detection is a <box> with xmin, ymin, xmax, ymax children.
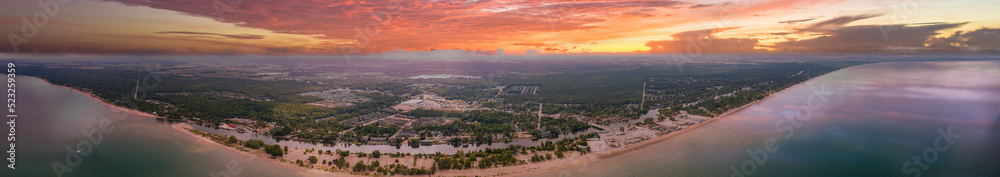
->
<box><xmin>242</xmin><ymin>139</ymin><xmax>265</xmax><ymax>149</ymax></box>
<box><xmin>353</xmin><ymin>161</ymin><xmax>368</xmax><ymax>172</ymax></box>
<box><xmin>264</xmin><ymin>144</ymin><xmax>284</xmax><ymax>157</ymax></box>
<box><xmin>308</xmin><ymin>155</ymin><xmax>319</xmax><ymax>164</ymax></box>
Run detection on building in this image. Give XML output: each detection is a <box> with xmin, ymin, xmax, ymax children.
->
<box><xmin>369</xmin><ymin>137</ymin><xmax>389</xmax><ymax>142</ymax></box>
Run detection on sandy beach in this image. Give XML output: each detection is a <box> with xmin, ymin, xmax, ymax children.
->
<box><xmin>435</xmin><ymin>80</ymin><xmax>806</xmax><ymax>176</ymax></box>
<box><xmin>28</xmin><ymin>76</ymin><xmax>163</xmax><ymax>119</ymax></box>
<box><xmin>36</xmin><ymin>74</ymin><xmax>804</xmax><ymax>177</ymax></box>
<box><xmin>171</xmin><ymin>123</ymin><xmax>371</xmax><ymax>177</ymax></box>
<box><xmin>483</xmin><ymin>85</ymin><xmax>797</xmax><ymax>177</ymax></box>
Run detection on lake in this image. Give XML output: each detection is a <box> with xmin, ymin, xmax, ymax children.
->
<box><xmin>6</xmin><ymin>60</ymin><xmax>1000</xmax><ymax>177</ymax></box>
<box><xmin>533</xmin><ymin>60</ymin><xmax>1000</xmax><ymax>177</ymax></box>
<box><xmin>7</xmin><ymin>76</ymin><xmax>307</xmax><ymax>177</ymax></box>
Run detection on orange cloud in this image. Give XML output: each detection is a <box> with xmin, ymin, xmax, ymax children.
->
<box><xmin>645</xmin><ymin>27</ymin><xmax>759</xmax><ymax>53</ymax></box>
<box><xmin>83</xmin><ymin>0</ymin><xmax>693</xmax><ymax>54</ymax></box>
<box><xmin>1</xmin><ymin>0</ymin><xmax>996</xmax><ymax>54</ymax></box>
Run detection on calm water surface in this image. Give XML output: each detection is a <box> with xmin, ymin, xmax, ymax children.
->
<box><xmin>7</xmin><ymin>60</ymin><xmax>1000</xmax><ymax>177</ymax></box>
<box><xmin>536</xmin><ymin>60</ymin><xmax>1000</xmax><ymax>177</ymax></box>
<box><xmin>9</xmin><ymin>77</ymin><xmax>307</xmax><ymax>177</ymax></box>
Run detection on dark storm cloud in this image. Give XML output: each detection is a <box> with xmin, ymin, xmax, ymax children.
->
<box><xmin>960</xmin><ymin>28</ymin><xmax>1000</xmax><ymax>47</ymax></box>
<box><xmin>927</xmin><ymin>28</ymin><xmax>1000</xmax><ymax>48</ymax></box>
<box><xmin>773</xmin><ymin>22</ymin><xmax>968</xmax><ymax>52</ymax></box>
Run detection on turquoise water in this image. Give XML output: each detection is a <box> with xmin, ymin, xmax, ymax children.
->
<box><xmin>535</xmin><ymin>60</ymin><xmax>1000</xmax><ymax>177</ymax></box>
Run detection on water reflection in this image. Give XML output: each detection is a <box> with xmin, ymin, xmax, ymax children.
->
<box><xmin>533</xmin><ymin>60</ymin><xmax>1000</xmax><ymax>177</ymax></box>
<box><xmin>11</xmin><ymin>77</ymin><xmax>308</xmax><ymax>177</ymax></box>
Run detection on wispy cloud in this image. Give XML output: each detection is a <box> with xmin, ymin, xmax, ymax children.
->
<box><xmin>1</xmin><ymin>0</ymin><xmax>997</xmax><ymax>54</ymax></box>
<box><xmin>155</xmin><ymin>31</ymin><xmax>265</xmax><ymax>40</ymax></box>
<box><xmin>779</xmin><ymin>18</ymin><xmax>817</xmax><ymax>24</ymax></box>
<box><xmin>796</xmin><ymin>13</ymin><xmax>883</xmax><ymax>33</ymax></box>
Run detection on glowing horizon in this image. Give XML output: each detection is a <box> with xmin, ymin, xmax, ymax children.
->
<box><xmin>1</xmin><ymin>0</ymin><xmax>998</xmax><ymax>55</ymax></box>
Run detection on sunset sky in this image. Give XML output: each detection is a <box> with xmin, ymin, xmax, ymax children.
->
<box><xmin>1</xmin><ymin>0</ymin><xmax>998</xmax><ymax>55</ymax></box>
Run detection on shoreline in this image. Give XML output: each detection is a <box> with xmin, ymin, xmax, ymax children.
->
<box><xmin>32</xmin><ymin>74</ymin><xmax>812</xmax><ymax>177</ymax></box>
<box><xmin>28</xmin><ymin>76</ymin><xmax>359</xmax><ymax>177</ymax></box>
<box><xmin>29</xmin><ymin>76</ymin><xmax>164</xmax><ymax>119</ymax></box>
<box><xmin>501</xmin><ymin>80</ymin><xmax>801</xmax><ymax>176</ymax></box>
<box><xmin>171</xmin><ymin>123</ymin><xmax>365</xmax><ymax>177</ymax></box>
